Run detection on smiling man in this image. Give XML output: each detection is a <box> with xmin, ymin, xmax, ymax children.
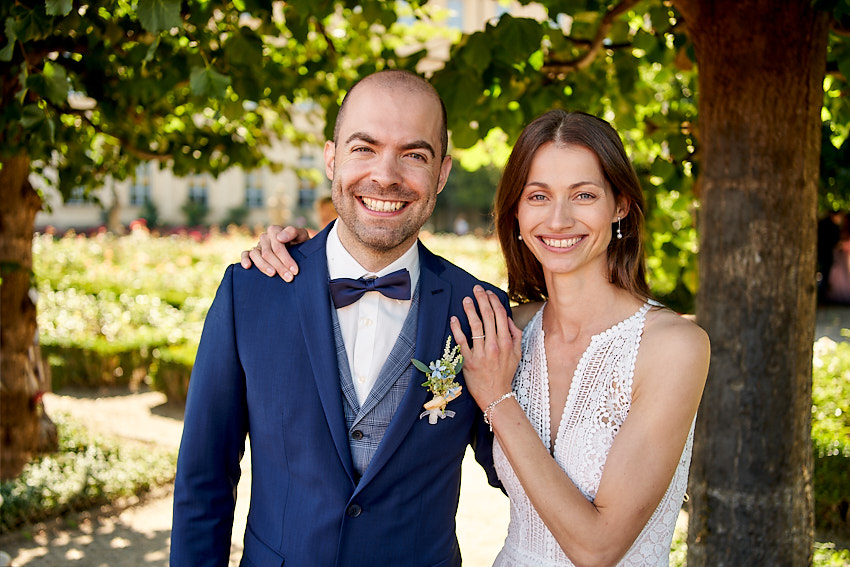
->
<box><xmin>170</xmin><ymin>70</ymin><xmax>509</xmax><ymax>567</ymax></box>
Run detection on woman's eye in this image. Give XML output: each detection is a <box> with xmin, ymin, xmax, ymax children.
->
<box><xmin>576</xmin><ymin>192</ymin><xmax>596</xmax><ymax>200</ymax></box>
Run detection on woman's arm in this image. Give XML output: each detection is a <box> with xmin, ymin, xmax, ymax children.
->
<box><xmin>453</xmin><ymin>291</ymin><xmax>710</xmax><ymax>567</ymax></box>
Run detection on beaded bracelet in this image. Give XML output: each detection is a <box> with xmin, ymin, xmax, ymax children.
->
<box><xmin>484</xmin><ymin>391</ymin><xmax>516</xmax><ymax>431</ymax></box>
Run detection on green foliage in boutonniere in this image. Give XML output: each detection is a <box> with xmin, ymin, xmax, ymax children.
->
<box><xmin>413</xmin><ymin>336</ymin><xmax>463</xmax><ymax>423</ymax></box>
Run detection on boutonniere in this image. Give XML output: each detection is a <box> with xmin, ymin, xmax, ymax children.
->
<box><xmin>414</xmin><ymin>336</ymin><xmax>463</xmax><ymax>425</ymax></box>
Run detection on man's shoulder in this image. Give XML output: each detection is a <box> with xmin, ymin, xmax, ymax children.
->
<box><xmin>419</xmin><ymin>244</ymin><xmax>506</xmax><ymax>299</ymax></box>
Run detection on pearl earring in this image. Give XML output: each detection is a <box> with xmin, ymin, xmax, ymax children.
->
<box><xmin>518</xmin><ymin>234</ymin><xmax>523</xmax><ymax>241</ymax></box>
<box><xmin>616</xmin><ymin>217</ymin><xmax>623</xmax><ymax>240</ymax></box>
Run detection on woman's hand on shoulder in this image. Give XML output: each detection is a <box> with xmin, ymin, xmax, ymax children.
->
<box><xmin>450</xmin><ymin>286</ymin><xmax>523</xmax><ymax>411</ymax></box>
<box><xmin>239</xmin><ymin>225</ymin><xmax>311</xmax><ymax>281</ymax></box>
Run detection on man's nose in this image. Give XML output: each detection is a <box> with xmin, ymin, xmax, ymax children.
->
<box><xmin>370</xmin><ymin>153</ymin><xmax>402</xmax><ymax>187</ymax></box>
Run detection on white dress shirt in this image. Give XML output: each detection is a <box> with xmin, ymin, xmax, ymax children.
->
<box><xmin>326</xmin><ymin>223</ymin><xmax>420</xmax><ymax>406</ymax></box>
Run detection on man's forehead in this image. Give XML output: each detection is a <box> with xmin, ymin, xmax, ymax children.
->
<box><xmin>339</xmin><ymin>84</ymin><xmax>442</xmax><ymax>140</ymax></box>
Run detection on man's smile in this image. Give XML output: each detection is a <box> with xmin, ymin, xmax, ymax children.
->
<box><xmin>360</xmin><ymin>196</ymin><xmax>407</xmax><ymax>212</ymax></box>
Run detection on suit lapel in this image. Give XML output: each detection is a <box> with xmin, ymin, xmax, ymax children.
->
<box><xmin>356</xmin><ymin>243</ymin><xmax>451</xmax><ymax>487</ymax></box>
<box><xmin>295</xmin><ymin>225</ymin><xmax>356</xmax><ymax>483</ymax></box>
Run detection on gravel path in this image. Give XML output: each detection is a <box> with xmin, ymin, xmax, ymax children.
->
<box><xmin>0</xmin><ymin>388</ymin><xmax>509</xmax><ymax>567</ymax></box>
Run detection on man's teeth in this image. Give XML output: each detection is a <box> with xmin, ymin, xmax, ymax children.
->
<box><xmin>541</xmin><ymin>236</ymin><xmax>581</xmax><ymax>248</ymax></box>
<box><xmin>362</xmin><ymin>197</ymin><xmax>405</xmax><ymax>212</ymax></box>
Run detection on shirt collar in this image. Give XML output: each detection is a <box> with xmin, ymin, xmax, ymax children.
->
<box><xmin>326</xmin><ymin>221</ymin><xmax>420</xmax><ymax>290</ymax></box>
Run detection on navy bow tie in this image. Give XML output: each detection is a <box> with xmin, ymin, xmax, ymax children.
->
<box><xmin>329</xmin><ymin>268</ymin><xmax>412</xmax><ymax>308</ymax></box>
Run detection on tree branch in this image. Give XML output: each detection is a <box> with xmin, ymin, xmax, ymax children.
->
<box><xmin>314</xmin><ymin>19</ymin><xmax>338</xmax><ymax>57</ymax></box>
<box><xmin>46</xmin><ymin>102</ymin><xmax>173</xmax><ymax>162</ymax></box>
<box><xmin>541</xmin><ymin>0</ymin><xmax>642</xmax><ymax>75</ymax></box>
<box><xmin>831</xmin><ymin>17</ymin><xmax>850</xmax><ymax>37</ymax></box>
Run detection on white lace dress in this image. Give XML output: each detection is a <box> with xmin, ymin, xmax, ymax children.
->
<box><xmin>492</xmin><ymin>302</ymin><xmax>694</xmax><ymax>567</ymax></box>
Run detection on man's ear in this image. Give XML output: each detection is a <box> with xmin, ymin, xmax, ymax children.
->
<box><xmin>324</xmin><ymin>141</ymin><xmax>336</xmax><ymax>181</ymax></box>
<box><xmin>436</xmin><ymin>155</ymin><xmax>452</xmax><ymax>195</ymax></box>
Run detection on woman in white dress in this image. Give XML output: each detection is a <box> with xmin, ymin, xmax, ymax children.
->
<box><xmin>448</xmin><ymin>110</ymin><xmax>710</xmax><ymax>566</ymax></box>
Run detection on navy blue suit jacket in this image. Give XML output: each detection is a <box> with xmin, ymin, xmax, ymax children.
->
<box><xmin>171</xmin><ymin>225</ymin><xmax>508</xmax><ymax>567</ymax></box>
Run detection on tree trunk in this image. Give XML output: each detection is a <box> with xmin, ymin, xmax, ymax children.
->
<box><xmin>0</xmin><ymin>154</ymin><xmax>49</xmax><ymax>481</ymax></box>
<box><xmin>674</xmin><ymin>1</ymin><xmax>830</xmax><ymax>564</ymax></box>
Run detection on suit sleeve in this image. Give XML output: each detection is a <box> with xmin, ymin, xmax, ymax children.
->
<box><xmin>470</xmin><ymin>284</ymin><xmax>512</xmax><ymax>490</ymax></box>
<box><xmin>171</xmin><ymin>265</ymin><xmax>248</xmax><ymax>566</ymax></box>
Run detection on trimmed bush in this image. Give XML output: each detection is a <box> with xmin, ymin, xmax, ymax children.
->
<box><xmin>812</xmin><ymin>338</ymin><xmax>850</xmax><ymax>537</ymax></box>
<box><xmin>149</xmin><ymin>344</ymin><xmax>197</xmax><ymax>404</ymax></box>
<box><xmin>0</xmin><ymin>413</ymin><xmax>176</xmax><ymax>533</ymax></box>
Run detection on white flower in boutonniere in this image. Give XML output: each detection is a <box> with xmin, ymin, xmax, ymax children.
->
<box><xmin>414</xmin><ymin>336</ymin><xmax>463</xmax><ymax>425</ymax></box>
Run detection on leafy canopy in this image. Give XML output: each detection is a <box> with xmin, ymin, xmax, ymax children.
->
<box><xmin>2</xmin><ymin>0</ymin><xmax>849</xmax><ymax>310</ymax></box>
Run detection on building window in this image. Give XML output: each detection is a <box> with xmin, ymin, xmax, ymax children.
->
<box><xmin>188</xmin><ymin>176</ymin><xmax>208</xmax><ymax>206</ymax></box>
<box><xmin>298</xmin><ymin>152</ymin><xmax>317</xmax><ymax>169</ymax></box>
<box><xmin>129</xmin><ymin>163</ymin><xmax>151</xmax><ymax>206</ymax></box>
<box><xmin>245</xmin><ymin>171</ymin><xmax>264</xmax><ymax>208</ymax></box>
<box><xmin>298</xmin><ymin>177</ymin><xmax>316</xmax><ymax>210</ymax></box>
<box><xmin>66</xmin><ymin>186</ymin><xmax>86</xmax><ymax>205</ymax></box>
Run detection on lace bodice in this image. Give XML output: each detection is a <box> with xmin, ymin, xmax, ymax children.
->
<box><xmin>493</xmin><ymin>302</ymin><xmax>694</xmax><ymax>567</ymax></box>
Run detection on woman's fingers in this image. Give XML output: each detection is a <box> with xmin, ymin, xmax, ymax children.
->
<box><xmin>507</xmin><ymin>316</ymin><xmax>523</xmax><ymax>358</ymax></box>
<box><xmin>250</xmin><ymin>233</ymin><xmax>287</xmax><ymax>280</ymax></box>
<box><xmin>450</xmin><ymin>315</ymin><xmax>468</xmax><ymax>351</ymax></box>
<box><xmin>240</xmin><ymin>249</ymin><xmax>253</xmax><ymax>270</ymax></box>
<box><xmin>472</xmin><ymin>286</ymin><xmax>498</xmax><ymax>344</ymax></box>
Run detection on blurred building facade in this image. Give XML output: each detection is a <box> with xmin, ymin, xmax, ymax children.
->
<box><xmin>35</xmin><ymin>0</ymin><xmax>545</xmax><ymax>232</ymax></box>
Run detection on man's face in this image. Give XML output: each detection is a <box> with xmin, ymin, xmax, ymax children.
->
<box><xmin>324</xmin><ymin>82</ymin><xmax>452</xmax><ymax>268</ymax></box>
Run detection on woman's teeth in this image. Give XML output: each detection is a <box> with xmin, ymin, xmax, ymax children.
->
<box><xmin>541</xmin><ymin>236</ymin><xmax>581</xmax><ymax>248</ymax></box>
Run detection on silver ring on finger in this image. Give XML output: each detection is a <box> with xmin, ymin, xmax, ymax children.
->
<box><xmin>471</xmin><ymin>335</ymin><xmax>485</xmax><ymax>340</ymax></box>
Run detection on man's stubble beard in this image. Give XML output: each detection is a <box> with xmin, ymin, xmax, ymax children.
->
<box><xmin>331</xmin><ymin>179</ymin><xmax>437</xmax><ymax>254</ymax></box>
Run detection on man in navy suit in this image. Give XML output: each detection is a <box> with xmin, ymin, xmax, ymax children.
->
<box><xmin>171</xmin><ymin>70</ymin><xmax>508</xmax><ymax>566</ymax></box>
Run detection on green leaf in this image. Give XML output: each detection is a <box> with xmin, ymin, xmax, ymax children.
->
<box><xmin>21</xmin><ymin>104</ymin><xmax>46</xmax><ymax>128</ymax></box>
<box><xmin>650</xmin><ymin>158</ymin><xmax>676</xmax><ymax>181</ymax></box>
<box><xmin>46</xmin><ymin>0</ymin><xmax>73</xmax><ymax>17</ymax></box>
<box><xmin>0</xmin><ymin>18</ymin><xmax>18</xmax><ymax>62</ymax></box>
<box><xmin>461</xmin><ymin>32</ymin><xmax>492</xmax><ymax>73</ymax></box>
<box><xmin>455</xmin><ymin>358</ymin><xmax>463</xmax><ymax>373</ymax></box>
<box><xmin>493</xmin><ymin>15</ymin><xmax>543</xmax><ymax>59</ymax></box>
<box><xmin>667</xmin><ymin>133</ymin><xmax>691</xmax><ymax>160</ymax></box>
<box><xmin>190</xmin><ymin>66</ymin><xmax>231</xmax><ymax>99</ymax></box>
<box><xmin>648</xmin><ymin>5</ymin><xmax>672</xmax><ymax>33</ymax></box>
<box><xmin>137</xmin><ymin>0</ymin><xmax>182</xmax><ymax>34</ymax></box>
<box><xmin>18</xmin><ymin>8</ymin><xmax>52</xmax><ymax>42</ymax></box>
<box><xmin>226</xmin><ymin>28</ymin><xmax>264</xmax><ymax>68</ymax></box>
<box><xmin>43</xmin><ymin>61</ymin><xmax>69</xmax><ymax>104</ymax></box>
<box><xmin>412</xmin><ymin>359</ymin><xmax>431</xmax><ymax>374</ymax></box>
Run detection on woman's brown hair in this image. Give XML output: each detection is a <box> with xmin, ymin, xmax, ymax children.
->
<box><xmin>494</xmin><ymin>110</ymin><xmax>650</xmax><ymax>303</ymax></box>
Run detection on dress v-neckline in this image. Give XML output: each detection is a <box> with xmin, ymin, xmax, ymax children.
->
<box><xmin>536</xmin><ymin>301</ymin><xmax>651</xmax><ymax>457</ymax></box>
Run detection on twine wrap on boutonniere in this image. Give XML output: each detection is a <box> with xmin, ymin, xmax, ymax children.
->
<box><xmin>414</xmin><ymin>336</ymin><xmax>463</xmax><ymax>424</ymax></box>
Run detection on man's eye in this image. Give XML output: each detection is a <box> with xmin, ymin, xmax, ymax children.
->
<box><xmin>407</xmin><ymin>153</ymin><xmax>427</xmax><ymax>161</ymax></box>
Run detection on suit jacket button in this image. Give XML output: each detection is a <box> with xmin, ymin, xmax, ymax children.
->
<box><xmin>351</xmin><ymin>430</ymin><xmax>364</xmax><ymax>440</ymax></box>
<box><xmin>347</xmin><ymin>504</ymin><xmax>362</xmax><ymax>517</ymax></box>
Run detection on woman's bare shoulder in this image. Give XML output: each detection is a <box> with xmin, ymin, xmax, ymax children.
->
<box><xmin>642</xmin><ymin>307</ymin><xmax>710</xmax><ymax>373</ymax></box>
<box><xmin>645</xmin><ymin>306</ymin><xmax>708</xmax><ymax>343</ymax></box>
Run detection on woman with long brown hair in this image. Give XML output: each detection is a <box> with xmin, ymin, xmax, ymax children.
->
<box><xmin>449</xmin><ymin>110</ymin><xmax>709</xmax><ymax>566</ymax></box>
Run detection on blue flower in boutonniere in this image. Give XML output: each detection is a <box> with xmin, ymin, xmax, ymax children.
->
<box><xmin>413</xmin><ymin>336</ymin><xmax>463</xmax><ymax>425</ymax></box>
